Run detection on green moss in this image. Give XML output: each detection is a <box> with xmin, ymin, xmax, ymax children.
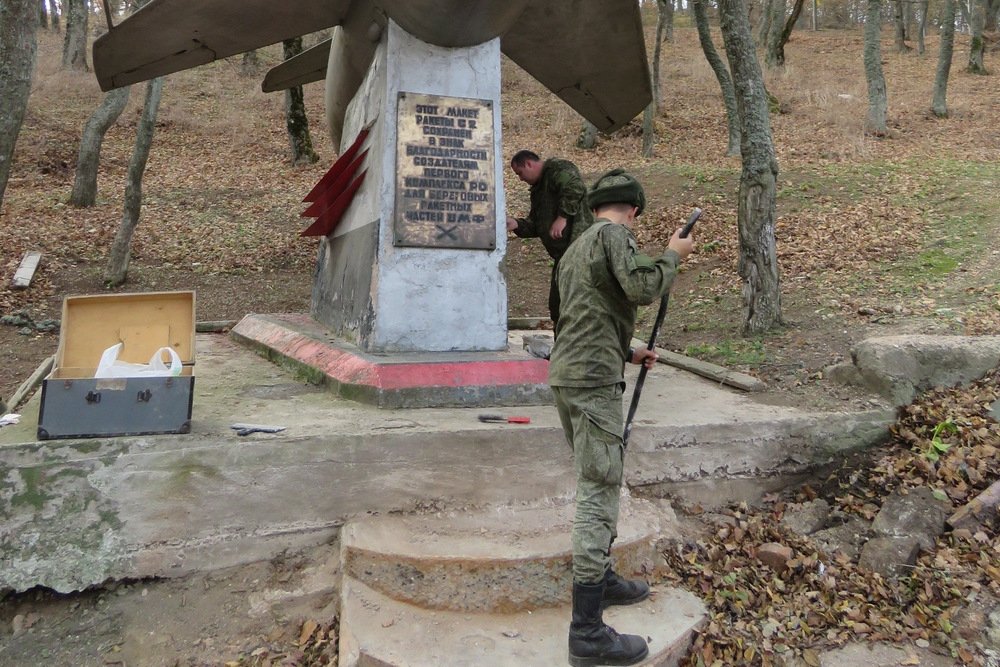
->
<box><xmin>99</xmin><ymin>509</ymin><xmax>123</xmax><ymax>530</ymax></box>
<box><xmin>52</xmin><ymin>467</ymin><xmax>89</xmax><ymax>480</ymax></box>
<box><xmin>11</xmin><ymin>467</ymin><xmax>52</xmax><ymax>510</ymax></box>
<box><xmin>69</xmin><ymin>441</ymin><xmax>104</xmax><ymax>454</ymax></box>
<box><xmin>172</xmin><ymin>461</ymin><xmax>221</xmax><ymax>480</ymax></box>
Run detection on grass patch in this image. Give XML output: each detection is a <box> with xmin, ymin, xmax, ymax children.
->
<box><xmin>908</xmin><ymin>248</ymin><xmax>960</xmax><ymax>278</ymax></box>
<box><xmin>684</xmin><ymin>339</ymin><xmax>767</xmax><ymax>366</ymax></box>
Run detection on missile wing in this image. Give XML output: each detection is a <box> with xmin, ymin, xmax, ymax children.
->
<box><xmin>500</xmin><ymin>0</ymin><xmax>651</xmax><ymax>133</ymax></box>
<box><xmin>93</xmin><ymin>0</ymin><xmax>352</xmax><ymax>91</ymax></box>
<box><xmin>94</xmin><ymin>0</ymin><xmax>651</xmax><ymax>133</ymax></box>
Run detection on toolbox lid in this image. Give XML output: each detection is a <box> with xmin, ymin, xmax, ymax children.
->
<box><xmin>56</xmin><ymin>291</ymin><xmax>196</xmax><ymax>369</ymax></box>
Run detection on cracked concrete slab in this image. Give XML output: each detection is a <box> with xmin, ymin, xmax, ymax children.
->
<box><xmin>0</xmin><ymin>332</ymin><xmax>893</xmax><ymax>593</ymax></box>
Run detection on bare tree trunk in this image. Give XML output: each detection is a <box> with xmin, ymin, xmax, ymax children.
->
<box><xmin>48</xmin><ymin>0</ymin><xmax>59</xmax><ymax>32</ymax></box>
<box><xmin>719</xmin><ymin>0</ymin><xmax>784</xmax><ymax>335</ymax></box>
<box><xmin>765</xmin><ymin>0</ymin><xmax>786</xmax><ymax>65</ymax></box>
<box><xmin>812</xmin><ymin>0</ymin><xmax>818</xmax><ymax>29</ymax></box>
<box><xmin>917</xmin><ymin>0</ymin><xmax>929</xmax><ymax>53</ymax></box>
<box><xmin>932</xmin><ymin>0</ymin><xmax>958</xmax><ymax>116</ymax></box>
<box><xmin>987</xmin><ymin>0</ymin><xmax>999</xmax><ymax>30</ymax></box>
<box><xmin>241</xmin><ymin>49</ymin><xmax>261</xmax><ymax>77</ymax></box>
<box><xmin>641</xmin><ymin>102</ymin><xmax>655</xmax><ymax>157</ymax></box>
<box><xmin>864</xmin><ymin>0</ymin><xmax>889</xmax><ymax>135</ymax></box>
<box><xmin>653</xmin><ymin>0</ymin><xmax>673</xmax><ymax>108</ymax></box>
<box><xmin>905</xmin><ymin>0</ymin><xmax>918</xmax><ymax>44</ymax></box>
<box><xmin>576</xmin><ymin>121</ymin><xmax>598</xmax><ymax>150</ymax></box>
<box><xmin>893</xmin><ymin>0</ymin><xmax>912</xmax><ymax>51</ymax></box>
<box><xmin>0</xmin><ymin>0</ymin><xmax>38</xmax><ymax>211</ymax></box>
<box><xmin>70</xmin><ymin>86</ymin><xmax>131</xmax><ymax>206</ymax></box>
<box><xmin>39</xmin><ymin>0</ymin><xmax>48</xmax><ymax>28</ymax></box>
<box><xmin>757</xmin><ymin>0</ymin><xmax>776</xmax><ymax>46</ymax></box>
<box><xmin>61</xmin><ymin>0</ymin><xmax>87</xmax><ymax>70</ymax></box>
<box><xmin>656</xmin><ymin>0</ymin><xmax>674</xmax><ymax>47</ymax></box>
<box><xmin>957</xmin><ymin>0</ymin><xmax>971</xmax><ymax>28</ymax></box>
<box><xmin>693</xmin><ymin>0</ymin><xmax>742</xmax><ymax>156</ymax></box>
<box><xmin>770</xmin><ymin>0</ymin><xmax>807</xmax><ymax>66</ymax></box>
<box><xmin>282</xmin><ymin>38</ymin><xmax>319</xmax><ymax>165</ymax></box>
<box><xmin>967</xmin><ymin>0</ymin><xmax>988</xmax><ymax>72</ymax></box>
<box><xmin>104</xmin><ymin>77</ymin><xmax>163</xmax><ymax>287</ymax></box>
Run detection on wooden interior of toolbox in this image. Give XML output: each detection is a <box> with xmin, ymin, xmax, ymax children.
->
<box><xmin>52</xmin><ymin>291</ymin><xmax>196</xmax><ymax>378</ymax></box>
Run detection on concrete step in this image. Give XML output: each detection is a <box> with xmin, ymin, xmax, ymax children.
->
<box><xmin>339</xmin><ymin>576</ymin><xmax>707</xmax><ymax>667</ymax></box>
<box><xmin>341</xmin><ymin>495</ymin><xmax>668</xmax><ymax>613</ymax></box>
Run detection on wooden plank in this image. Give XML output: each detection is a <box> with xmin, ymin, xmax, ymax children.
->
<box><xmin>8</xmin><ymin>355</ymin><xmax>55</xmax><ymax>411</ymax></box>
<box><xmin>11</xmin><ymin>251</ymin><xmax>42</xmax><ymax>289</ymax></box>
<box><xmin>196</xmin><ymin>320</ymin><xmax>239</xmax><ymax>333</ymax></box>
<box><xmin>947</xmin><ymin>479</ymin><xmax>1000</xmax><ymax>530</ymax></box>
<box><xmin>631</xmin><ymin>338</ymin><xmax>766</xmax><ymax>392</ymax></box>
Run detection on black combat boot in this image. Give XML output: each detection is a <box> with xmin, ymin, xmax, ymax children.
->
<box><xmin>601</xmin><ymin>566</ymin><xmax>650</xmax><ymax>608</ymax></box>
<box><xmin>568</xmin><ymin>581</ymin><xmax>649</xmax><ymax>666</ymax></box>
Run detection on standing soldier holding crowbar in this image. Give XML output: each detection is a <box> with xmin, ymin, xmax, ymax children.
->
<box><xmin>548</xmin><ymin>169</ymin><xmax>696</xmax><ymax>666</ymax></box>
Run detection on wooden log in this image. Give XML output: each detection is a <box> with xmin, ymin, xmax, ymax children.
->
<box><xmin>11</xmin><ymin>251</ymin><xmax>42</xmax><ymax>289</ymax></box>
<box><xmin>196</xmin><ymin>320</ymin><xmax>239</xmax><ymax>333</ymax></box>
<box><xmin>631</xmin><ymin>339</ymin><xmax>766</xmax><ymax>392</ymax></box>
<box><xmin>947</xmin><ymin>479</ymin><xmax>1000</xmax><ymax>530</ymax></box>
<box><xmin>508</xmin><ymin>317</ymin><xmax>550</xmax><ymax>330</ymax></box>
<box><xmin>8</xmin><ymin>355</ymin><xmax>55</xmax><ymax>411</ymax></box>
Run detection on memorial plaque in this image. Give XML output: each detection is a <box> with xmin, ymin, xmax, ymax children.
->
<box><xmin>394</xmin><ymin>92</ymin><xmax>496</xmax><ymax>249</ymax></box>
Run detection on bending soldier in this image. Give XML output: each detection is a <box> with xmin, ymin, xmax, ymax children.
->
<box><xmin>506</xmin><ymin>150</ymin><xmax>595</xmax><ymax>326</ymax></box>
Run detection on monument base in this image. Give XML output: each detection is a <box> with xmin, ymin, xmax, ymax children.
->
<box><xmin>231</xmin><ymin>313</ymin><xmax>552</xmax><ymax>409</ymax></box>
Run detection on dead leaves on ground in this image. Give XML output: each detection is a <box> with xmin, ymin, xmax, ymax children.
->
<box><xmin>235</xmin><ymin>617</ymin><xmax>339</xmax><ymax>667</ymax></box>
<box><xmin>666</xmin><ymin>366</ymin><xmax>1000</xmax><ymax>666</ymax></box>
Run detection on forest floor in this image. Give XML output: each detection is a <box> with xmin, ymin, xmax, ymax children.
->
<box><xmin>1</xmin><ymin>20</ymin><xmax>999</xmax><ymax>667</ymax></box>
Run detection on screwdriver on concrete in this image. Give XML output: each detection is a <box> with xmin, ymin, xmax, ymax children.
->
<box><xmin>478</xmin><ymin>414</ymin><xmax>531</xmax><ymax>424</ymax></box>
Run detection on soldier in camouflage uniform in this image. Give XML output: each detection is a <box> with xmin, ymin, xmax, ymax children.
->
<box><xmin>549</xmin><ymin>169</ymin><xmax>695</xmax><ymax>667</ymax></box>
<box><xmin>505</xmin><ymin>150</ymin><xmax>595</xmax><ymax>325</ymax></box>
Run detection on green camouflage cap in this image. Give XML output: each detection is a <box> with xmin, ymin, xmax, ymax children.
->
<box><xmin>587</xmin><ymin>168</ymin><xmax>646</xmax><ymax>216</ymax></box>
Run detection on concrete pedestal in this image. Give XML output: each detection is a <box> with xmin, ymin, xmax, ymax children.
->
<box><xmin>311</xmin><ymin>20</ymin><xmax>508</xmax><ymax>354</ymax></box>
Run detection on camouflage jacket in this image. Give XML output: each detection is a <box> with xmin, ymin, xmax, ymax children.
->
<box><xmin>512</xmin><ymin>158</ymin><xmax>595</xmax><ymax>261</ymax></box>
<box><xmin>548</xmin><ymin>220</ymin><xmax>681</xmax><ymax>388</ymax></box>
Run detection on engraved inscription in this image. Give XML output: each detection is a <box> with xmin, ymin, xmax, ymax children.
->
<box><xmin>394</xmin><ymin>92</ymin><xmax>496</xmax><ymax>249</ymax></box>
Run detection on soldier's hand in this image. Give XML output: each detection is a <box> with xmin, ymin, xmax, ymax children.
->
<box><xmin>630</xmin><ymin>347</ymin><xmax>658</xmax><ymax>368</ymax></box>
<box><xmin>506</xmin><ymin>216</ymin><xmax>518</xmax><ymax>232</ymax></box>
<box><xmin>668</xmin><ymin>227</ymin><xmax>695</xmax><ymax>260</ymax></box>
<box><xmin>550</xmin><ymin>215</ymin><xmax>568</xmax><ymax>239</ymax></box>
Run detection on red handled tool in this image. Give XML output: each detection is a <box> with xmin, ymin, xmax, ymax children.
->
<box><xmin>478</xmin><ymin>414</ymin><xmax>531</xmax><ymax>424</ymax></box>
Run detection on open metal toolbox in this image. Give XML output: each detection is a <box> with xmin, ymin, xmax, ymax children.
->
<box><xmin>37</xmin><ymin>291</ymin><xmax>196</xmax><ymax>440</ymax></box>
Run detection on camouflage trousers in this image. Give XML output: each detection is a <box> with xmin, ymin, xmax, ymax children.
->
<box><xmin>552</xmin><ymin>383</ymin><xmax>625</xmax><ymax>584</ymax></box>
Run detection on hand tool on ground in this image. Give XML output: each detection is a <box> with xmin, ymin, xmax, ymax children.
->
<box><xmin>231</xmin><ymin>423</ymin><xmax>287</xmax><ymax>436</ymax></box>
<box><xmin>623</xmin><ymin>207</ymin><xmax>701</xmax><ymax>447</ymax></box>
<box><xmin>478</xmin><ymin>414</ymin><xmax>532</xmax><ymax>424</ymax></box>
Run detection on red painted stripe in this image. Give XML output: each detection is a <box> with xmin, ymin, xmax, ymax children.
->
<box><xmin>232</xmin><ymin>316</ymin><xmax>548</xmax><ymax>391</ymax></box>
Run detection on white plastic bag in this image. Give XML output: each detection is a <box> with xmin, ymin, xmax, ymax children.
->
<box><xmin>94</xmin><ymin>343</ymin><xmax>183</xmax><ymax>378</ymax></box>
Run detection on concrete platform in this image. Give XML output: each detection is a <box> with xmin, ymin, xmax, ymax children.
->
<box><xmin>0</xmin><ymin>331</ymin><xmax>895</xmax><ymax>593</ymax></box>
<box><xmin>339</xmin><ymin>577</ymin><xmax>706</xmax><ymax>667</ymax></box>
